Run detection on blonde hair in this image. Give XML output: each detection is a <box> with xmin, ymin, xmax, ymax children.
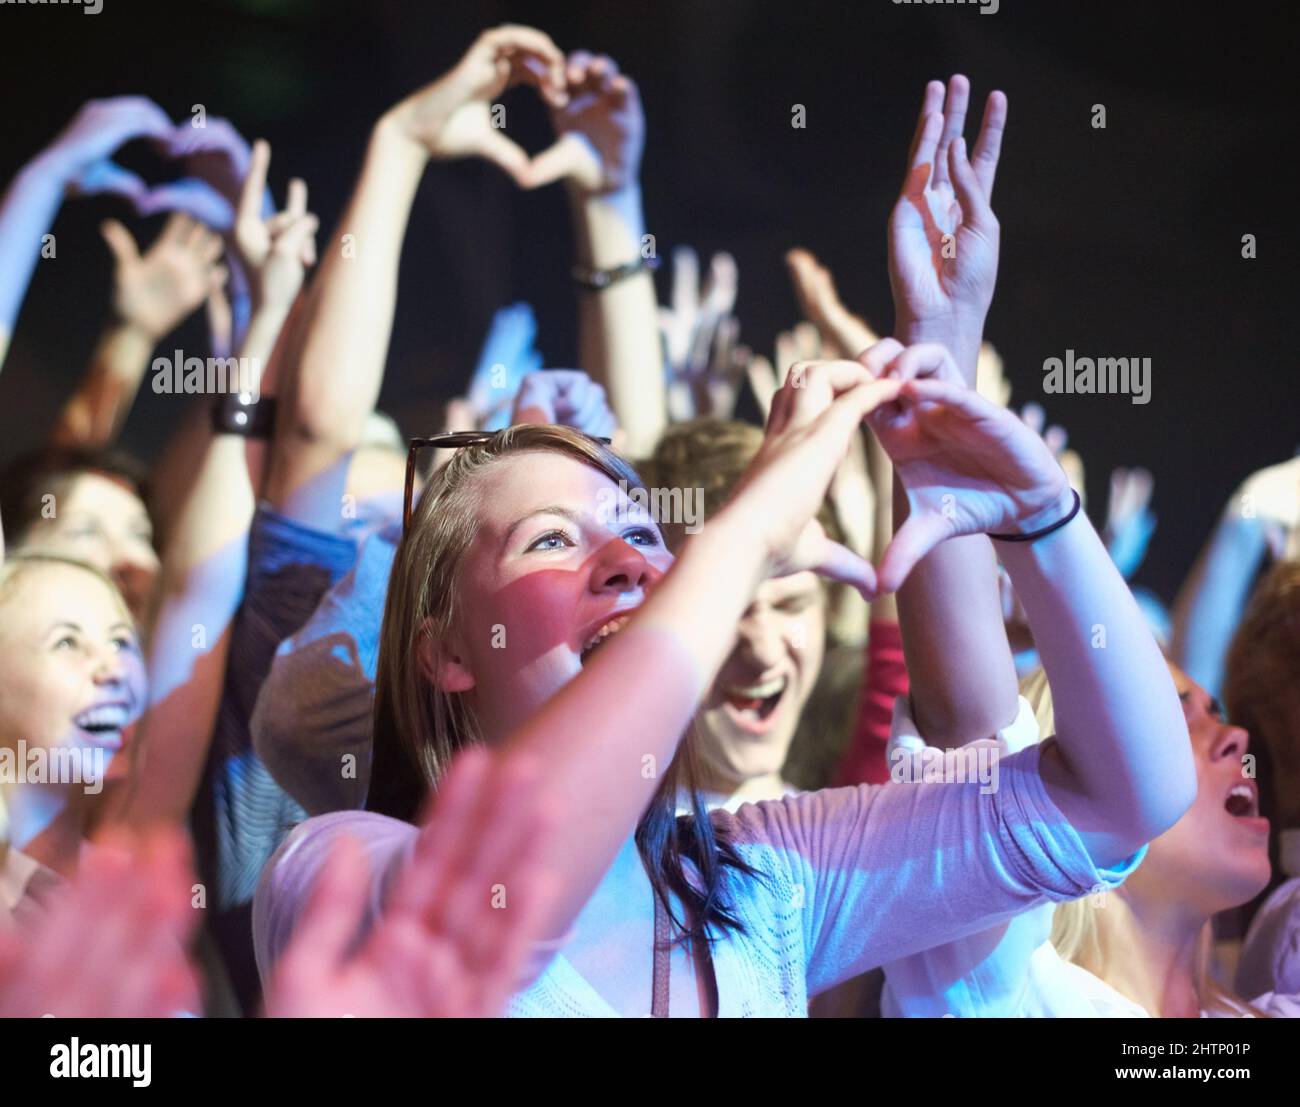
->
<box><xmin>368</xmin><ymin>425</ymin><xmax>646</xmax><ymax>818</ymax></box>
<box><xmin>0</xmin><ymin>552</ymin><xmax>132</xmax><ymax>864</ymax></box>
<box><xmin>366</xmin><ymin>424</ymin><xmax>762</xmax><ymax>944</ymax></box>
<box><xmin>1023</xmin><ymin>668</ymin><xmax>1267</xmax><ymax>1016</ymax></box>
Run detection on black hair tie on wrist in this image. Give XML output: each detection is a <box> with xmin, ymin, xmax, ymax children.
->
<box><xmin>989</xmin><ymin>489</ymin><xmax>1082</xmax><ymax>543</ymax></box>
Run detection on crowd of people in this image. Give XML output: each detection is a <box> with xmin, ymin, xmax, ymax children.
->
<box><xmin>0</xmin><ymin>24</ymin><xmax>1297</xmax><ymax>1019</ymax></box>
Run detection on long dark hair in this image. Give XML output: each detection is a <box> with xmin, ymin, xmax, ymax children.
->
<box><xmin>367</xmin><ymin>424</ymin><xmax>756</xmax><ymax>947</ymax></box>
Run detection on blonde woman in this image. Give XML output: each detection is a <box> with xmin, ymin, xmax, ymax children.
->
<box><xmin>255</xmin><ymin>346</ymin><xmax>1193</xmax><ymax>1017</ymax></box>
<box><xmin>0</xmin><ymin>552</ymin><xmax>147</xmax><ymax>927</ymax></box>
<box><xmin>879</xmin><ymin>547</ymin><xmax>1296</xmax><ymax>1016</ymax></box>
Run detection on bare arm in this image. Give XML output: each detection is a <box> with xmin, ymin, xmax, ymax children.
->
<box><xmin>123</xmin><ymin>145</ymin><xmax>317</xmax><ymax>824</ymax></box>
<box><xmin>0</xmin><ymin>98</ymin><xmax>174</xmax><ymax>371</ymax></box>
<box><xmin>504</xmin><ymin>366</ymin><xmax>893</xmax><ymax>942</ymax></box>
<box><xmin>866</xmin><ymin>348</ymin><xmax>1195</xmax><ymax>868</ymax></box>
<box><xmin>263</xmin><ymin>26</ymin><xmax>568</xmax><ymax>528</ymax></box>
<box><xmin>1171</xmin><ymin>457</ymin><xmax>1299</xmax><ymax>697</ymax></box>
<box><xmin>887</xmin><ymin>76</ymin><xmax>1018</xmax><ymax>743</ymax></box>
<box><xmin>529</xmin><ymin>51</ymin><xmax>665</xmax><ymax>458</ymax></box>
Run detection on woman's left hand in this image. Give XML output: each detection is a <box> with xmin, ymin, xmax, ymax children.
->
<box><xmin>861</xmin><ymin>340</ymin><xmax>1073</xmax><ymax>592</ymax></box>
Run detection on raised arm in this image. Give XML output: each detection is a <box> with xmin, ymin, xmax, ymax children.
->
<box><xmin>51</xmin><ymin>215</ymin><xmax>226</xmax><ymax>449</ymax></box>
<box><xmin>1172</xmin><ymin>456</ymin><xmax>1299</xmax><ymax>698</ymax></box>
<box><xmin>502</xmin><ymin>363</ymin><xmax>896</xmax><ymax>942</ymax></box>
<box><xmin>527</xmin><ymin>51</ymin><xmax>665</xmax><ymax>458</ymax></box>
<box><xmin>886</xmin><ymin>76</ymin><xmax>1019</xmax><ymax>743</ymax></box>
<box><xmin>0</xmin><ymin>97</ymin><xmax>174</xmax><ymax>371</ymax></box>
<box><xmin>866</xmin><ymin>343</ymin><xmax>1195</xmax><ymax>868</ymax></box>
<box><xmin>262</xmin><ymin>26</ymin><xmax>567</xmax><ymax>528</ymax></box>
<box><xmin>125</xmin><ymin>142</ymin><xmax>318</xmax><ymax>824</ymax></box>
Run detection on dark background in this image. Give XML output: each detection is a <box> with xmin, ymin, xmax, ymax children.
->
<box><xmin>0</xmin><ymin>0</ymin><xmax>1293</xmax><ymax>603</ymax></box>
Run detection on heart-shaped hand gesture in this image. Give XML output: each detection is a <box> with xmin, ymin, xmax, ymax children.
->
<box><xmin>528</xmin><ymin>51</ymin><xmax>645</xmax><ymax>194</ymax></box>
<box><xmin>860</xmin><ymin>340</ymin><xmax>1075</xmax><ymax>592</ymax></box>
<box><xmin>46</xmin><ymin>97</ymin><xmax>175</xmax><ymax>207</ymax></box>
<box><xmin>386</xmin><ymin>25</ymin><xmax>569</xmax><ymax>187</ymax></box>
<box><xmin>729</xmin><ymin>360</ymin><xmax>905</xmax><ymax>597</ymax></box>
<box><xmin>42</xmin><ymin>97</ymin><xmax>242</xmax><ymax>229</ymax></box>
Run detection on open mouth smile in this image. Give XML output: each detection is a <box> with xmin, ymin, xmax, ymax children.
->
<box><xmin>721</xmin><ymin>676</ymin><xmax>789</xmax><ymax>735</ymax></box>
<box><xmin>578</xmin><ymin>613</ymin><xmax>635</xmax><ymax>665</ymax></box>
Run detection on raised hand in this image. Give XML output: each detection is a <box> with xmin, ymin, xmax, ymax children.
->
<box><xmin>785</xmin><ymin>247</ymin><xmax>879</xmax><ymax>359</ymax></box>
<box><xmin>658</xmin><ymin>246</ymin><xmax>742</xmax><ymax>421</ymax></box>
<box><xmin>0</xmin><ymin>827</ymin><xmax>200</xmax><ymax>1018</ymax></box>
<box><xmin>101</xmin><ymin>214</ymin><xmax>227</xmax><ymax>340</ymax></box>
<box><xmin>860</xmin><ymin>340</ymin><xmax>1073</xmax><ymax>593</ymax></box>
<box><xmin>1235</xmin><ymin>456</ymin><xmax>1300</xmax><ymax>560</ymax></box>
<box><xmin>976</xmin><ymin>340</ymin><xmax>1013</xmax><ymax>406</ymax></box>
<box><xmin>529</xmin><ymin>51</ymin><xmax>645</xmax><ymax>194</ymax></box>
<box><xmin>730</xmin><ymin>360</ymin><xmax>905</xmax><ymax>594</ymax></box>
<box><xmin>386</xmin><ymin>25</ymin><xmax>568</xmax><ymax>186</ymax></box>
<box><xmin>889</xmin><ymin>76</ymin><xmax>1006</xmax><ymax>372</ymax></box>
<box><xmin>782</xmin><ymin>249</ymin><xmax>881</xmax><ymax>561</ymax></box>
<box><xmin>742</xmin><ymin>321</ymin><xmax>820</xmax><ymax>420</ymax></box>
<box><xmin>264</xmin><ymin>747</ymin><xmax>558</xmax><ymax>1018</ymax></box>
<box><xmin>40</xmin><ymin>97</ymin><xmax>175</xmax><ymax>208</ymax></box>
<box><xmin>157</xmin><ymin>116</ymin><xmax>258</xmax><ymax>230</ymax></box>
<box><xmin>233</xmin><ymin>139</ymin><xmax>318</xmax><ymax>313</ymax></box>
<box><xmin>510</xmin><ymin>369</ymin><xmax>618</xmax><ymax>439</ymax></box>
<box><xmin>467</xmin><ymin>302</ymin><xmax>543</xmax><ymax>431</ymax></box>
<box><xmin>1103</xmin><ymin>466</ymin><xmax>1157</xmax><ymax>579</ymax></box>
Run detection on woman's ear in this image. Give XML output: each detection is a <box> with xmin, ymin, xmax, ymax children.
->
<box><xmin>416</xmin><ymin>620</ymin><xmax>476</xmax><ymax>693</ymax></box>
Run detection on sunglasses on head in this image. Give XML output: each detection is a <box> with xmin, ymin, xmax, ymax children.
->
<box><xmin>403</xmin><ymin>430</ymin><xmax>614</xmax><ymax>535</ymax></box>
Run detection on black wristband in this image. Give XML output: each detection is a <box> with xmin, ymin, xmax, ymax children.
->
<box><xmin>211</xmin><ymin>394</ymin><xmax>277</xmax><ymax>438</ymax></box>
<box><xmin>572</xmin><ymin>254</ymin><xmax>660</xmax><ymax>291</ymax></box>
<box><xmin>989</xmin><ymin>489</ymin><xmax>1082</xmax><ymax>543</ymax></box>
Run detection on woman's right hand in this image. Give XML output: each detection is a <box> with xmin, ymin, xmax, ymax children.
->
<box><xmin>725</xmin><ymin>360</ymin><xmax>903</xmax><ymax>596</ymax></box>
